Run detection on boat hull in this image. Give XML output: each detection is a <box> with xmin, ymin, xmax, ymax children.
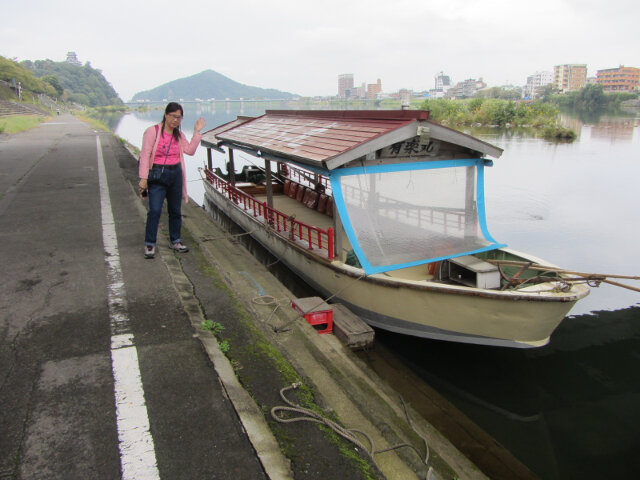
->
<box><xmin>203</xmin><ymin>182</ymin><xmax>589</xmax><ymax>348</ymax></box>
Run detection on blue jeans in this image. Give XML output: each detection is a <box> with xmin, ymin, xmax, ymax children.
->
<box><xmin>145</xmin><ymin>165</ymin><xmax>183</xmax><ymax>246</ymax></box>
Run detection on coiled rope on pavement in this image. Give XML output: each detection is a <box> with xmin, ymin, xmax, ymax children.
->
<box><xmin>271</xmin><ymin>383</ymin><xmax>430</xmax><ymax>474</ymax></box>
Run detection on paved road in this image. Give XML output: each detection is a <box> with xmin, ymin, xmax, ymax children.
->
<box><xmin>0</xmin><ymin>115</ymin><xmax>266</xmax><ymax>479</ymax></box>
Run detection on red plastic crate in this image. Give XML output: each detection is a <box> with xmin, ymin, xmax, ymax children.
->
<box><xmin>291</xmin><ymin>297</ymin><xmax>333</xmax><ymax>334</ymax></box>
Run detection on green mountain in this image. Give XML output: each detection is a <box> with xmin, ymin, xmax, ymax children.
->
<box><xmin>131</xmin><ymin>69</ymin><xmax>296</xmax><ymax>102</ymax></box>
<box><xmin>21</xmin><ymin>59</ymin><xmax>122</xmax><ymax>106</ymax></box>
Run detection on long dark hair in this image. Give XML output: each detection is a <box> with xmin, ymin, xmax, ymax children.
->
<box><xmin>162</xmin><ymin>102</ymin><xmax>183</xmax><ymax>141</ymax></box>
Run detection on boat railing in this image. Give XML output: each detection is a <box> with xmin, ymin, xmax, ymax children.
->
<box><xmin>205</xmin><ymin>169</ymin><xmax>334</xmax><ymax>260</ymax></box>
<box><xmin>286</xmin><ymin>164</ymin><xmax>331</xmax><ymax>192</ymax></box>
<box><xmin>341</xmin><ymin>183</ymin><xmax>468</xmax><ymax>235</ymax></box>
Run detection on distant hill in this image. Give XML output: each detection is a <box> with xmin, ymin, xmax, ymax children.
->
<box><xmin>131</xmin><ymin>70</ymin><xmax>297</xmax><ymax>102</ymax></box>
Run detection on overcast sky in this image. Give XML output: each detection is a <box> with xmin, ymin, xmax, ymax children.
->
<box><xmin>2</xmin><ymin>0</ymin><xmax>638</xmax><ymax>101</ymax></box>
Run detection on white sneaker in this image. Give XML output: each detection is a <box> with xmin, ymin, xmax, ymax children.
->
<box><xmin>144</xmin><ymin>245</ymin><xmax>155</xmax><ymax>259</ymax></box>
<box><xmin>170</xmin><ymin>242</ymin><xmax>189</xmax><ymax>253</ymax></box>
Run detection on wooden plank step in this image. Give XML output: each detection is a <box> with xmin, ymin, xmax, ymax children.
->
<box><xmin>332</xmin><ymin>304</ymin><xmax>374</xmax><ymax>350</ymax></box>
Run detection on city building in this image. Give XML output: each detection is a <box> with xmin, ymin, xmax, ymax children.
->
<box><xmin>349</xmin><ymin>83</ymin><xmax>366</xmax><ymax>99</ymax></box>
<box><xmin>367</xmin><ymin>79</ymin><xmax>382</xmax><ymax>99</ymax></box>
<box><xmin>596</xmin><ymin>65</ymin><xmax>640</xmax><ymax>92</ymax></box>
<box><xmin>524</xmin><ymin>71</ymin><xmax>553</xmax><ymax>98</ymax></box>
<box><xmin>429</xmin><ymin>71</ymin><xmax>451</xmax><ymax>98</ymax></box>
<box><xmin>398</xmin><ymin>89</ymin><xmax>412</xmax><ymax>106</ymax></box>
<box><xmin>446</xmin><ymin>78</ymin><xmax>486</xmax><ymax>99</ymax></box>
<box><xmin>65</xmin><ymin>51</ymin><xmax>81</xmax><ymax>66</ymax></box>
<box><xmin>338</xmin><ymin>74</ymin><xmax>354</xmax><ymax>98</ymax></box>
<box><xmin>553</xmin><ymin>64</ymin><xmax>587</xmax><ymax>93</ymax></box>
<box><xmin>338</xmin><ymin>74</ymin><xmax>383</xmax><ymax>99</ymax></box>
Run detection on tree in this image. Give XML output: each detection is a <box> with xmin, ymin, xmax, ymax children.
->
<box><xmin>476</xmin><ymin>87</ymin><xmax>521</xmax><ymax>100</ymax></box>
<box><xmin>468</xmin><ymin>97</ymin><xmax>484</xmax><ymax>113</ymax></box>
<box><xmin>42</xmin><ymin>75</ymin><xmax>63</xmax><ymax>97</ymax></box>
<box><xmin>538</xmin><ymin>84</ymin><xmax>555</xmax><ymax>102</ymax></box>
<box><xmin>577</xmin><ymin>84</ymin><xmax>605</xmax><ymax>111</ymax></box>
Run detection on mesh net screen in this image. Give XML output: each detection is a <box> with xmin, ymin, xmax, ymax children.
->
<box><xmin>337</xmin><ymin>165</ymin><xmax>496</xmax><ymax>270</ymax></box>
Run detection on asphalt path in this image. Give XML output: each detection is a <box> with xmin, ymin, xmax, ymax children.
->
<box><xmin>0</xmin><ymin>115</ymin><xmax>266</xmax><ymax>479</ymax></box>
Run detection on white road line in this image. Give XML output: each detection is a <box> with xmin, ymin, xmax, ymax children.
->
<box><xmin>96</xmin><ymin>136</ymin><xmax>161</xmax><ymax>480</ymax></box>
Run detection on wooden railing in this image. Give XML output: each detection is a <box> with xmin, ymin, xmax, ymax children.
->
<box><xmin>205</xmin><ymin>169</ymin><xmax>334</xmax><ymax>259</ymax></box>
<box><xmin>285</xmin><ymin>164</ymin><xmax>331</xmax><ymax>191</ymax></box>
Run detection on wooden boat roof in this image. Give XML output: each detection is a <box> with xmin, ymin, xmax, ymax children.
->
<box><xmin>201</xmin><ymin>116</ymin><xmax>254</xmax><ymax>152</ymax></box>
<box><xmin>201</xmin><ymin>110</ymin><xmax>503</xmax><ymax>170</ymax></box>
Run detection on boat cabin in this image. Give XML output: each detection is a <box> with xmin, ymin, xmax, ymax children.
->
<box><xmin>200</xmin><ymin>110</ymin><xmax>505</xmax><ymax>276</ymax></box>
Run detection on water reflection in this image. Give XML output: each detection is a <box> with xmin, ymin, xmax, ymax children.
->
<box><xmin>591</xmin><ymin>116</ymin><xmax>640</xmax><ymax>141</ymax></box>
<box><xmin>99</xmin><ymin>111</ymin><xmax>128</xmax><ymax>131</ymax></box>
<box><xmin>367</xmin><ymin>305</ymin><xmax>640</xmax><ymax>479</ymax></box>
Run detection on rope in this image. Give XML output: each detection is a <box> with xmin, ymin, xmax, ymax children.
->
<box><xmin>270</xmin><ymin>384</ymin><xmax>430</xmax><ymax>474</ymax></box>
<box><xmin>266</xmin><ymin>258</ymin><xmax>281</xmax><ymax>268</ymax></box>
<box><xmin>251</xmin><ymin>294</ymin><xmax>288</xmax><ymax>329</ymax></box>
<box><xmin>200</xmin><ymin>230</ymin><xmax>257</xmax><ymax>242</ymax></box>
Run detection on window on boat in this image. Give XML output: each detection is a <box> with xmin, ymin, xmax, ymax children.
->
<box><xmin>330</xmin><ymin>159</ymin><xmax>505</xmax><ymax>274</ymax></box>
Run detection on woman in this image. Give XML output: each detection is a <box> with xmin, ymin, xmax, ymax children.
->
<box><xmin>138</xmin><ymin>102</ymin><xmax>205</xmax><ymax>259</ymax></box>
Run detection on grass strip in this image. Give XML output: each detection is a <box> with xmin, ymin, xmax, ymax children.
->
<box><xmin>0</xmin><ymin>115</ymin><xmax>49</xmax><ymax>134</ymax></box>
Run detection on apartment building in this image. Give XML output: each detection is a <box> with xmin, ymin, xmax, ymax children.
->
<box><xmin>338</xmin><ymin>74</ymin><xmax>354</xmax><ymax>98</ymax></box>
<box><xmin>367</xmin><ymin>79</ymin><xmax>382</xmax><ymax>99</ymax></box>
<box><xmin>446</xmin><ymin>78</ymin><xmax>487</xmax><ymax>99</ymax></box>
<box><xmin>429</xmin><ymin>71</ymin><xmax>452</xmax><ymax>98</ymax></box>
<box><xmin>553</xmin><ymin>64</ymin><xmax>587</xmax><ymax>93</ymax></box>
<box><xmin>596</xmin><ymin>65</ymin><xmax>640</xmax><ymax>92</ymax></box>
<box><xmin>525</xmin><ymin>71</ymin><xmax>553</xmax><ymax>98</ymax></box>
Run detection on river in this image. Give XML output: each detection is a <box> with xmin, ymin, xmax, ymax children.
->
<box><xmin>110</xmin><ymin>103</ymin><xmax>640</xmax><ymax>479</ymax></box>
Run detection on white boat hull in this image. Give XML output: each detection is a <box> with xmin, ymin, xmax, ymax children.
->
<box><xmin>203</xmin><ymin>181</ymin><xmax>589</xmax><ymax>348</ymax></box>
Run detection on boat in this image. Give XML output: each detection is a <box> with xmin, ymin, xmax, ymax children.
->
<box><xmin>199</xmin><ymin>110</ymin><xmax>590</xmax><ymax>348</ymax></box>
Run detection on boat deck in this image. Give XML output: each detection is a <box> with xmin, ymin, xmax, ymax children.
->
<box><xmin>254</xmin><ymin>193</ymin><xmax>334</xmax><ymax>231</ymax></box>
<box><xmin>254</xmin><ymin>192</ymin><xmax>354</xmax><ymax>256</ymax></box>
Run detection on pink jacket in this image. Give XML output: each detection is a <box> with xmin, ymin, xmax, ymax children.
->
<box><xmin>138</xmin><ymin>123</ymin><xmax>203</xmax><ymax>202</ymax></box>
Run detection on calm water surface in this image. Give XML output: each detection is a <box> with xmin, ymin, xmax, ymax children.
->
<box><xmin>112</xmin><ymin>105</ymin><xmax>640</xmax><ymax>479</ymax></box>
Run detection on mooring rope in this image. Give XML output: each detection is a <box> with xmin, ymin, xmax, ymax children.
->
<box><xmin>489</xmin><ymin>259</ymin><xmax>640</xmax><ymax>293</ymax></box>
<box><xmin>270</xmin><ymin>383</ymin><xmax>430</xmax><ymax>475</ymax></box>
<box><xmin>200</xmin><ymin>230</ymin><xmax>257</xmax><ymax>242</ymax></box>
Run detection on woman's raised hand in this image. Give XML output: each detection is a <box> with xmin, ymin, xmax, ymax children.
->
<box><xmin>194</xmin><ymin>117</ymin><xmax>206</xmax><ymax>134</ymax></box>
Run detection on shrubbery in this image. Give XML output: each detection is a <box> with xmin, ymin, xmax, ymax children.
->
<box><xmin>551</xmin><ymin>84</ymin><xmax>638</xmax><ymax>111</ymax></box>
<box><xmin>540</xmin><ymin>125</ymin><xmax>577</xmax><ymax>141</ymax></box>
<box><xmin>420</xmin><ymin>97</ymin><xmax>559</xmax><ymax>128</ymax></box>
